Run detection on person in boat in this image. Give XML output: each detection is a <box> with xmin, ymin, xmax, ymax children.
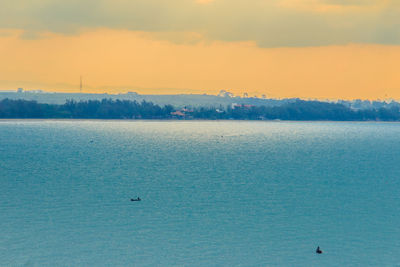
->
<box><xmin>316</xmin><ymin>246</ymin><xmax>322</xmax><ymax>254</ymax></box>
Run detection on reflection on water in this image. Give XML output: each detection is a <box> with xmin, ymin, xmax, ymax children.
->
<box><xmin>1</xmin><ymin>120</ymin><xmax>400</xmax><ymax>266</ymax></box>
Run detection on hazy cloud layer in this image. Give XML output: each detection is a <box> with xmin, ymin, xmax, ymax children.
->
<box><xmin>0</xmin><ymin>0</ymin><xmax>399</xmax><ymax>46</ymax></box>
<box><xmin>1</xmin><ymin>29</ymin><xmax>399</xmax><ymax>99</ymax></box>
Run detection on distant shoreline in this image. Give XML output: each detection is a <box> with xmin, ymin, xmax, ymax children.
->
<box><xmin>1</xmin><ymin>98</ymin><xmax>400</xmax><ymax>122</ymax></box>
<box><xmin>1</xmin><ymin>119</ymin><xmax>399</xmax><ymax>124</ymax></box>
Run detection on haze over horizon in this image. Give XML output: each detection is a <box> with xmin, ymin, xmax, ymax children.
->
<box><xmin>1</xmin><ymin>0</ymin><xmax>399</xmax><ymax>99</ymax></box>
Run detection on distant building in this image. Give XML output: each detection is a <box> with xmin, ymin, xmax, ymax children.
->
<box><xmin>231</xmin><ymin>103</ymin><xmax>254</xmax><ymax>109</ymax></box>
<box><xmin>171</xmin><ymin>111</ymin><xmax>185</xmax><ymax>117</ymax></box>
<box><xmin>17</xmin><ymin>88</ymin><xmax>23</xmax><ymax>93</ymax></box>
<box><xmin>181</xmin><ymin>107</ymin><xmax>193</xmax><ymax>113</ymax></box>
<box><xmin>243</xmin><ymin>105</ymin><xmax>254</xmax><ymax>108</ymax></box>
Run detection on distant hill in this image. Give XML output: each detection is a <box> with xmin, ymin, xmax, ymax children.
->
<box><xmin>0</xmin><ymin>91</ymin><xmax>286</xmax><ymax>108</ymax></box>
<box><xmin>0</xmin><ymin>90</ymin><xmax>399</xmax><ymax>111</ymax></box>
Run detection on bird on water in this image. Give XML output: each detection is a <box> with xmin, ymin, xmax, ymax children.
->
<box><xmin>316</xmin><ymin>246</ymin><xmax>323</xmax><ymax>254</ymax></box>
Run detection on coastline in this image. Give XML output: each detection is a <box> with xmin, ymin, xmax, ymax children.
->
<box><xmin>1</xmin><ymin>118</ymin><xmax>399</xmax><ymax>123</ymax></box>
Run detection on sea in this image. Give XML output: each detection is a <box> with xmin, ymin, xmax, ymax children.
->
<box><xmin>1</xmin><ymin>120</ymin><xmax>400</xmax><ymax>266</ymax></box>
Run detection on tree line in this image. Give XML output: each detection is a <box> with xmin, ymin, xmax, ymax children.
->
<box><xmin>1</xmin><ymin>98</ymin><xmax>400</xmax><ymax>121</ymax></box>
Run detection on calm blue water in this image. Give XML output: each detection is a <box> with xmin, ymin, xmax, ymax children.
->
<box><xmin>1</xmin><ymin>120</ymin><xmax>400</xmax><ymax>266</ymax></box>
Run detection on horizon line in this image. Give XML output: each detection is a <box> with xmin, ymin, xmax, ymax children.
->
<box><xmin>0</xmin><ymin>89</ymin><xmax>399</xmax><ymax>102</ymax></box>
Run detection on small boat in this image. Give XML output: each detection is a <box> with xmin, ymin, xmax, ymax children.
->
<box><xmin>131</xmin><ymin>197</ymin><xmax>141</xmax><ymax>201</ymax></box>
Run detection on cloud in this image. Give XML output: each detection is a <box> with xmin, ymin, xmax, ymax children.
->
<box><xmin>0</xmin><ymin>29</ymin><xmax>17</xmax><ymax>37</ymax></box>
<box><xmin>0</xmin><ymin>0</ymin><xmax>399</xmax><ymax>47</ymax></box>
<box><xmin>1</xmin><ymin>28</ymin><xmax>400</xmax><ymax>99</ymax></box>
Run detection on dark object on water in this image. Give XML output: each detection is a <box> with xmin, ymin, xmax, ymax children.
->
<box><xmin>316</xmin><ymin>246</ymin><xmax>323</xmax><ymax>254</ymax></box>
<box><xmin>131</xmin><ymin>197</ymin><xmax>141</xmax><ymax>201</ymax></box>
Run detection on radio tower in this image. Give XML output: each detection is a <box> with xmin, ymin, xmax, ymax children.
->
<box><xmin>80</xmin><ymin>76</ymin><xmax>83</xmax><ymax>93</ymax></box>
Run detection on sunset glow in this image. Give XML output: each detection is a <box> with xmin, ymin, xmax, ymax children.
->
<box><xmin>0</xmin><ymin>0</ymin><xmax>399</xmax><ymax>99</ymax></box>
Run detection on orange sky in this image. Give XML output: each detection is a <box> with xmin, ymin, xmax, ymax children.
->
<box><xmin>0</xmin><ymin>28</ymin><xmax>399</xmax><ymax>100</ymax></box>
<box><xmin>0</xmin><ymin>0</ymin><xmax>399</xmax><ymax>100</ymax></box>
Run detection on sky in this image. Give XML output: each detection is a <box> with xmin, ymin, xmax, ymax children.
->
<box><xmin>0</xmin><ymin>0</ymin><xmax>399</xmax><ymax>99</ymax></box>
